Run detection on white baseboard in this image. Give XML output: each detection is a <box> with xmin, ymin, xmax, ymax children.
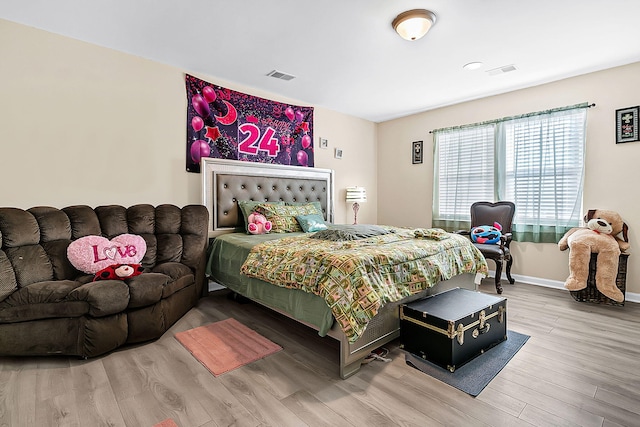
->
<box><xmin>487</xmin><ymin>271</ymin><xmax>639</xmax><ymax>304</ymax></box>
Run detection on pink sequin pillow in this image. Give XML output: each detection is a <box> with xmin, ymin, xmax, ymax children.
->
<box><xmin>67</xmin><ymin>234</ymin><xmax>147</xmax><ymax>275</ymax></box>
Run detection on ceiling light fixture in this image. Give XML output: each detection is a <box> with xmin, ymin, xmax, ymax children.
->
<box><xmin>463</xmin><ymin>62</ymin><xmax>484</xmax><ymax>71</ymax></box>
<box><xmin>392</xmin><ymin>9</ymin><xmax>436</xmax><ymax>41</ymax></box>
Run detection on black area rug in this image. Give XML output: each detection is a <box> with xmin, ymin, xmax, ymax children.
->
<box><xmin>405</xmin><ymin>330</ymin><xmax>529</xmax><ymax>396</ymax></box>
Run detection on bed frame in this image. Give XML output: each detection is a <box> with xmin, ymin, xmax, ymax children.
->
<box><xmin>201</xmin><ymin>157</ymin><xmax>477</xmax><ymax>378</ymax></box>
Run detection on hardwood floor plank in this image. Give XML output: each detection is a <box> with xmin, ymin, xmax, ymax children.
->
<box><xmin>595</xmin><ymin>386</ymin><xmax>640</xmax><ymax>417</ymax></box>
<box><xmin>474</xmin><ymin>386</ymin><xmax>527</xmax><ymax>419</ymax></box>
<box><xmin>192</xmin><ymin>371</ymin><xmax>262</xmax><ymax>427</ymax></box>
<box><xmin>0</xmin><ymin>358</ymin><xmax>37</xmax><ymax>427</ymax></box>
<box><xmin>518</xmin><ymin>403</ymin><xmax>586</xmax><ymax>427</ymax></box>
<box><xmin>311</xmin><ymin>374</ymin><xmax>401</xmax><ymax>427</ymax></box>
<box><xmin>509</xmin><ymin>362</ymin><xmax>598</xmax><ymax>398</ymax></box>
<box><xmin>488</xmin><ymin>373</ymin><xmax>605</xmax><ymax>427</ymax></box>
<box><xmin>104</xmin><ymin>341</ymin><xmax>213</xmax><ymax>427</ymax></box>
<box><xmin>249</xmin><ymin>349</ymin><xmax>337</xmax><ymax>398</ymax></box>
<box><xmin>280</xmin><ymin>390</ymin><xmax>353</xmax><ymax>427</ymax></box>
<box><xmin>353</xmin><ymin>365</ymin><xmax>490</xmax><ymax>427</ymax></box>
<box><xmin>604</xmin><ymin>419</ymin><xmax>627</xmax><ymax>427</ymax></box>
<box><xmin>393</xmin><ymin>360</ymin><xmax>533</xmax><ymax>427</ymax></box>
<box><xmin>517</xmin><ymin>338</ymin><xmax>640</xmax><ymax>391</ymax></box>
<box><xmin>507</xmin><ymin>342</ymin><xmax>629</xmax><ymax>393</ymax></box>
<box><xmin>35</xmin><ymin>359</ymin><xmax>80</xmax><ymax>427</ymax></box>
<box><xmin>69</xmin><ymin>359</ymin><xmax>127</xmax><ymax>427</ymax></box>
<box><xmin>116</xmin><ymin>392</ymin><xmax>176</xmax><ymax>427</ymax></box>
<box><xmin>218</xmin><ymin>367</ymin><xmax>309</xmax><ymax>426</ymax></box>
<box><xmin>152</xmin><ymin>332</ymin><xmax>261</xmax><ymax>427</ymax></box>
<box><xmin>102</xmin><ymin>347</ymin><xmax>150</xmax><ymax>401</ymax></box>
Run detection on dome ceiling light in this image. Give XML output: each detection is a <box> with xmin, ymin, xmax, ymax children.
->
<box><xmin>392</xmin><ymin>9</ymin><xmax>437</xmax><ymax>41</ymax></box>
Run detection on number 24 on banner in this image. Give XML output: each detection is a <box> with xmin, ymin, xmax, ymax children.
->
<box><xmin>238</xmin><ymin>123</ymin><xmax>280</xmax><ymax>157</ymax></box>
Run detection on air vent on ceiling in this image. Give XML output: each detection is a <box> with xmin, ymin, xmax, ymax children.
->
<box><xmin>486</xmin><ymin>64</ymin><xmax>517</xmax><ymax>76</ymax></box>
<box><xmin>267</xmin><ymin>70</ymin><xmax>296</xmax><ymax>81</ymax></box>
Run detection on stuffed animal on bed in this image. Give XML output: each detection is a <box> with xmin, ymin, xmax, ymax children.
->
<box><xmin>247</xmin><ymin>212</ymin><xmax>272</xmax><ymax>235</ymax></box>
<box><xmin>67</xmin><ymin>234</ymin><xmax>147</xmax><ymax>281</ymax></box>
<box><xmin>471</xmin><ymin>222</ymin><xmax>502</xmax><ymax>244</ymax></box>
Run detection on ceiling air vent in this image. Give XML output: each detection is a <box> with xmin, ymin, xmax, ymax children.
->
<box><xmin>267</xmin><ymin>70</ymin><xmax>296</xmax><ymax>81</ymax></box>
<box><xmin>486</xmin><ymin>64</ymin><xmax>517</xmax><ymax>76</ymax></box>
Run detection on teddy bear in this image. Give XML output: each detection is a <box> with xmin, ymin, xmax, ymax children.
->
<box><xmin>247</xmin><ymin>212</ymin><xmax>272</xmax><ymax>235</ymax></box>
<box><xmin>558</xmin><ymin>209</ymin><xmax>630</xmax><ymax>302</ymax></box>
<box><xmin>67</xmin><ymin>233</ymin><xmax>147</xmax><ymax>282</ymax></box>
<box><xmin>471</xmin><ymin>222</ymin><xmax>503</xmax><ymax>244</ymax></box>
<box><xmin>94</xmin><ymin>263</ymin><xmax>145</xmax><ymax>281</ymax></box>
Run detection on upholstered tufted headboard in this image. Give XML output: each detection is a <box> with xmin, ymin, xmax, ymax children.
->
<box><xmin>201</xmin><ymin>158</ymin><xmax>335</xmax><ymax>237</ymax></box>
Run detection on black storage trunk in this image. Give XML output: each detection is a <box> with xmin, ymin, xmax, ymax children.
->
<box><xmin>400</xmin><ymin>288</ymin><xmax>507</xmax><ymax>372</ymax></box>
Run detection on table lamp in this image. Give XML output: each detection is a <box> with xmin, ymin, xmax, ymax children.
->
<box><xmin>346</xmin><ymin>187</ymin><xmax>367</xmax><ymax>224</ymax></box>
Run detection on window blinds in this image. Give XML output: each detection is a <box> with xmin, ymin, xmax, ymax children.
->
<box><xmin>432</xmin><ymin>104</ymin><xmax>588</xmax><ymax>242</ymax></box>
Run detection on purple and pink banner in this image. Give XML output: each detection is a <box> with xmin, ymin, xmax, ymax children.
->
<box><xmin>185</xmin><ymin>74</ymin><xmax>314</xmax><ymax>173</ymax></box>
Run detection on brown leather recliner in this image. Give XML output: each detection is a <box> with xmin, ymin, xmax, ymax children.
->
<box><xmin>0</xmin><ymin>204</ymin><xmax>208</xmax><ymax>358</ymax></box>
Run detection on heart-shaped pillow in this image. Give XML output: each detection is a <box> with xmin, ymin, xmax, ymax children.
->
<box><xmin>67</xmin><ymin>234</ymin><xmax>147</xmax><ymax>274</ymax></box>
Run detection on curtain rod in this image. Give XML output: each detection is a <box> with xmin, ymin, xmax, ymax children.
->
<box><xmin>428</xmin><ymin>102</ymin><xmax>595</xmax><ymax>134</ymax></box>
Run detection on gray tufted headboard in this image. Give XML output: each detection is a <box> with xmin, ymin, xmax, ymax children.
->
<box><xmin>201</xmin><ymin>158</ymin><xmax>335</xmax><ymax>237</ymax></box>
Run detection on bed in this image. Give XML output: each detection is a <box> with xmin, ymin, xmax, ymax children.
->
<box><xmin>201</xmin><ymin>158</ymin><xmax>487</xmax><ymax>378</ymax></box>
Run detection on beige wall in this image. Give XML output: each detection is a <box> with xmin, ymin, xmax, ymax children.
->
<box><xmin>3</xmin><ymin>18</ymin><xmax>637</xmax><ymax>295</ymax></box>
<box><xmin>378</xmin><ymin>62</ymin><xmax>640</xmax><ymax>295</ymax></box>
<box><xmin>0</xmin><ymin>19</ymin><xmax>377</xmax><ymax>225</ymax></box>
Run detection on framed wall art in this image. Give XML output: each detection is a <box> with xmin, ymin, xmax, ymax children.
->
<box><xmin>616</xmin><ymin>106</ymin><xmax>639</xmax><ymax>144</ymax></box>
<box><xmin>412</xmin><ymin>141</ymin><xmax>423</xmax><ymax>164</ymax></box>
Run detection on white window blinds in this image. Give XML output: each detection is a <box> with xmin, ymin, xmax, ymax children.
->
<box><xmin>433</xmin><ymin>124</ymin><xmax>495</xmax><ymax>230</ymax></box>
<box><xmin>433</xmin><ymin>104</ymin><xmax>588</xmax><ymax>243</ymax></box>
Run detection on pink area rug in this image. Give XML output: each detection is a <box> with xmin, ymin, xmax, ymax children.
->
<box><xmin>175</xmin><ymin>318</ymin><xmax>282</xmax><ymax>376</ymax></box>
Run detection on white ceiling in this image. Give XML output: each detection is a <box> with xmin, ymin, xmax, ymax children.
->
<box><xmin>2</xmin><ymin>0</ymin><xmax>640</xmax><ymax>122</ymax></box>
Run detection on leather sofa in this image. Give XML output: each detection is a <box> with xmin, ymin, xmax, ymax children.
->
<box><xmin>0</xmin><ymin>204</ymin><xmax>208</xmax><ymax>358</ymax></box>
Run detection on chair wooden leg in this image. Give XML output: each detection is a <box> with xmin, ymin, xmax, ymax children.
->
<box><xmin>506</xmin><ymin>255</ymin><xmax>515</xmax><ymax>284</ymax></box>
<box><xmin>494</xmin><ymin>260</ymin><xmax>503</xmax><ymax>294</ymax></box>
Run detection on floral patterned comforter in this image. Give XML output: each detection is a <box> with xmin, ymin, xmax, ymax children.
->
<box><xmin>240</xmin><ymin>227</ymin><xmax>488</xmax><ymax>343</ymax></box>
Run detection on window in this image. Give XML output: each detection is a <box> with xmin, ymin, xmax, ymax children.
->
<box><xmin>432</xmin><ymin>104</ymin><xmax>588</xmax><ymax>243</ymax></box>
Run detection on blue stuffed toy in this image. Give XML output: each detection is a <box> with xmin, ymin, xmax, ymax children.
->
<box><xmin>471</xmin><ymin>222</ymin><xmax>502</xmax><ymax>244</ymax></box>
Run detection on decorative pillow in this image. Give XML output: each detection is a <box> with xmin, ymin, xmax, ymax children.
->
<box><xmin>94</xmin><ymin>264</ymin><xmax>146</xmax><ymax>281</ymax></box>
<box><xmin>67</xmin><ymin>234</ymin><xmax>147</xmax><ymax>281</ymax></box>
<box><xmin>470</xmin><ymin>222</ymin><xmax>502</xmax><ymax>244</ymax></box>
<box><xmin>238</xmin><ymin>200</ymin><xmax>283</xmax><ymax>233</ymax></box>
<box><xmin>285</xmin><ymin>201</ymin><xmax>324</xmax><ymax>217</ymax></box>
<box><xmin>296</xmin><ymin>213</ymin><xmax>328</xmax><ymax>233</ymax></box>
<box><xmin>255</xmin><ymin>203</ymin><xmax>322</xmax><ymax>233</ymax></box>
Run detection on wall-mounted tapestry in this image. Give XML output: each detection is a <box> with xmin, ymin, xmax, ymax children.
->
<box><xmin>185</xmin><ymin>74</ymin><xmax>314</xmax><ymax>172</ymax></box>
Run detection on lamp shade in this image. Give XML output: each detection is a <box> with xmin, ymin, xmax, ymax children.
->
<box><xmin>346</xmin><ymin>187</ymin><xmax>367</xmax><ymax>203</ymax></box>
<box><xmin>392</xmin><ymin>9</ymin><xmax>436</xmax><ymax>41</ymax></box>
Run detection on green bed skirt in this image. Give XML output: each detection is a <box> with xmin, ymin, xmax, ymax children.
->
<box><xmin>205</xmin><ymin>232</ymin><xmax>335</xmax><ymax>336</ymax></box>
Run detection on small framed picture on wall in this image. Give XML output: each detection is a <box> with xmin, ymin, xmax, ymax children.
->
<box><xmin>412</xmin><ymin>141</ymin><xmax>423</xmax><ymax>164</ymax></box>
<box><xmin>616</xmin><ymin>106</ymin><xmax>639</xmax><ymax>144</ymax></box>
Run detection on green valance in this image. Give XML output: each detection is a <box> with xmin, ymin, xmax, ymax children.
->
<box><xmin>430</xmin><ymin>102</ymin><xmax>592</xmax><ymax>134</ymax></box>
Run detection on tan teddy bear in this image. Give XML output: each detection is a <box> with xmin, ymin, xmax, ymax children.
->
<box><xmin>558</xmin><ymin>209</ymin><xmax>630</xmax><ymax>302</ymax></box>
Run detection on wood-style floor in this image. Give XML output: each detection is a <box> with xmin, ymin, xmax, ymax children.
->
<box><xmin>1</xmin><ymin>281</ymin><xmax>639</xmax><ymax>427</ymax></box>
